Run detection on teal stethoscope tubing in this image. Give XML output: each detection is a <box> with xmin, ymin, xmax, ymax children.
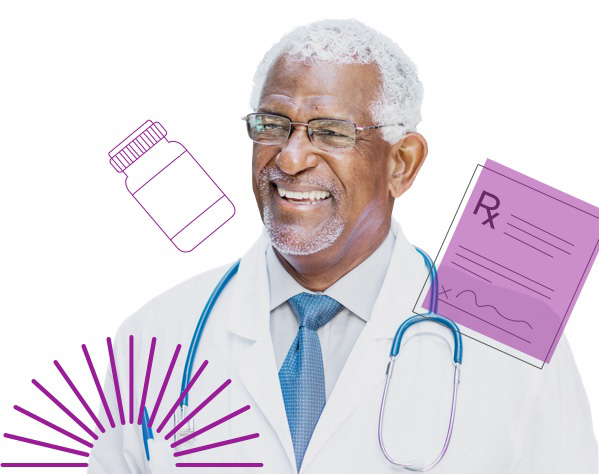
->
<box><xmin>379</xmin><ymin>247</ymin><xmax>463</xmax><ymax>471</ymax></box>
<box><xmin>181</xmin><ymin>260</ymin><xmax>241</xmax><ymax>405</ymax></box>
<box><xmin>402</xmin><ymin>248</ymin><xmax>462</xmax><ymax>363</ymax></box>
<box><xmin>142</xmin><ymin>247</ymin><xmax>463</xmax><ymax>469</ymax></box>
<box><xmin>141</xmin><ymin>262</ymin><xmax>240</xmax><ymax>461</ymax></box>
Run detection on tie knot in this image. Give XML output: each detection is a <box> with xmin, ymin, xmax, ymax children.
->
<box><xmin>288</xmin><ymin>292</ymin><xmax>342</xmax><ymax>331</ymax></box>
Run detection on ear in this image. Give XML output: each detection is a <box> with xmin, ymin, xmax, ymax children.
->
<box><xmin>387</xmin><ymin>132</ymin><xmax>428</xmax><ymax>199</ymax></box>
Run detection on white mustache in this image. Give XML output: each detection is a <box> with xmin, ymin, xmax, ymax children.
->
<box><xmin>259</xmin><ymin>167</ymin><xmax>341</xmax><ymax>198</ymax></box>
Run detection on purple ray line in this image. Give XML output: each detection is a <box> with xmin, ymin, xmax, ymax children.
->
<box><xmin>156</xmin><ymin>360</ymin><xmax>209</xmax><ymax>434</ymax></box>
<box><xmin>31</xmin><ymin>379</ymin><xmax>98</xmax><ymax>440</ymax></box>
<box><xmin>4</xmin><ymin>433</ymin><xmax>89</xmax><ymax>457</ymax></box>
<box><xmin>171</xmin><ymin>405</ymin><xmax>250</xmax><ymax>448</ymax></box>
<box><xmin>137</xmin><ymin>337</ymin><xmax>157</xmax><ymax>425</ymax></box>
<box><xmin>165</xmin><ymin>379</ymin><xmax>231</xmax><ymax>440</ymax></box>
<box><xmin>148</xmin><ymin>344</ymin><xmax>182</xmax><ymax>428</ymax></box>
<box><xmin>14</xmin><ymin>405</ymin><xmax>94</xmax><ymax>449</ymax></box>
<box><xmin>82</xmin><ymin>344</ymin><xmax>115</xmax><ymax>429</ymax></box>
<box><xmin>107</xmin><ymin>337</ymin><xmax>126</xmax><ymax>425</ymax></box>
<box><xmin>54</xmin><ymin>360</ymin><xmax>105</xmax><ymax>433</ymax></box>
<box><xmin>0</xmin><ymin>463</ymin><xmax>89</xmax><ymax>467</ymax></box>
<box><xmin>129</xmin><ymin>335</ymin><xmax>134</xmax><ymax>424</ymax></box>
<box><xmin>174</xmin><ymin>433</ymin><xmax>260</xmax><ymax>457</ymax></box>
<box><xmin>175</xmin><ymin>463</ymin><xmax>263</xmax><ymax>468</ymax></box>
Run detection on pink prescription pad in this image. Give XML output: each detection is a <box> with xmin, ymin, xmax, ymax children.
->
<box><xmin>416</xmin><ymin>159</ymin><xmax>599</xmax><ymax>368</ymax></box>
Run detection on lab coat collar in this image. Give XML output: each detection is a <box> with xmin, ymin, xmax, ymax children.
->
<box><xmin>226</xmin><ymin>218</ymin><xmax>427</xmax><ymax>340</ymax></box>
<box><xmin>266</xmin><ymin>228</ymin><xmax>395</xmax><ymax>322</ymax></box>
<box><xmin>225</xmin><ymin>227</ymin><xmax>271</xmax><ymax>342</ymax></box>
<box><xmin>369</xmin><ymin>218</ymin><xmax>431</xmax><ymax>338</ymax></box>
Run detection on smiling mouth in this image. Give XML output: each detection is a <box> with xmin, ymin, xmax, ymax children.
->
<box><xmin>273</xmin><ymin>183</ymin><xmax>332</xmax><ymax>205</ymax></box>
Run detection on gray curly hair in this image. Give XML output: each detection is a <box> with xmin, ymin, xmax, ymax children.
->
<box><xmin>249</xmin><ymin>19</ymin><xmax>424</xmax><ymax>144</ymax></box>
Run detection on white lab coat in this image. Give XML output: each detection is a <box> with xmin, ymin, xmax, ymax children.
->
<box><xmin>88</xmin><ymin>219</ymin><xmax>598</xmax><ymax>473</ymax></box>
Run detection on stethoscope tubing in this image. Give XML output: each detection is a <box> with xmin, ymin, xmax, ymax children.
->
<box><xmin>378</xmin><ymin>247</ymin><xmax>463</xmax><ymax>471</ymax></box>
<box><xmin>180</xmin><ymin>259</ymin><xmax>241</xmax><ymax>405</ymax></box>
<box><xmin>378</xmin><ymin>357</ymin><xmax>461</xmax><ymax>471</ymax></box>
<box><xmin>143</xmin><ymin>247</ymin><xmax>462</xmax><ymax>470</ymax></box>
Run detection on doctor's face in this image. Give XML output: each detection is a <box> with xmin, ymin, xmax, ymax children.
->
<box><xmin>252</xmin><ymin>56</ymin><xmax>395</xmax><ymax>256</ymax></box>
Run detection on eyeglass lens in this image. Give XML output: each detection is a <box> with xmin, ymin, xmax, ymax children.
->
<box><xmin>247</xmin><ymin>114</ymin><xmax>356</xmax><ymax>150</ymax></box>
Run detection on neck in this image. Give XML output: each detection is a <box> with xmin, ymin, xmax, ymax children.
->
<box><xmin>274</xmin><ymin>218</ymin><xmax>391</xmax><ymax>292</ymax></box>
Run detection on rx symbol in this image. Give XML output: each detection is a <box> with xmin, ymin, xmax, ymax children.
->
<box><xmin>438</xmin><ymin>285</ymin><xmax>452</xmax><ymax>299</ymax></box>
<box><xmin>473</xmin><ymin>190</ymin><xmax>501</xmax><ymax>229</ymax></box>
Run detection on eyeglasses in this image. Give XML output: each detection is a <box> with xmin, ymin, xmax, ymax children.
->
<box><xmin>242</xmin><ymin>113</ymin><xmax>403</xmax><ymax>151</ymax></box>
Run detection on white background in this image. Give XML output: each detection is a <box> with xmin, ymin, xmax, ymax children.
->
<box><xmin>1</xmin><ymin>0</ymin><xmax>597</xmax><ymax>469</ymax></box>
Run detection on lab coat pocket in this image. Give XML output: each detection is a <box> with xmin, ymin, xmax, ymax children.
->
<box><xmin>145</xmin><ymin>439</ymin><xmax>177</xmax><ymax>473</ymax></box>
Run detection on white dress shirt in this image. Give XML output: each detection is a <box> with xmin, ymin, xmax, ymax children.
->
<box><xmin>267</xmin><ymin>230</ymin><xmax>395</xmax><ymax>399</ymax></box>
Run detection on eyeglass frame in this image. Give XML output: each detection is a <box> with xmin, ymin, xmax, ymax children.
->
<box><xmin>241</xmin><ymin>112</ymin><xmax>404</xmax><ymax>150</ymax></box>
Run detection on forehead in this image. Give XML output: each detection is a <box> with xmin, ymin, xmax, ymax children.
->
<box><xmin>259</xmin><ymin>55</ymin><xmax>382</xmax><ymax>124</ymax></box>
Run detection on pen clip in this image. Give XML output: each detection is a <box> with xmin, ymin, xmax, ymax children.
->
<box><xmin>142</xmin><ymin>406</ymin><xmax>153</xmax><ymax>461</ymax></box>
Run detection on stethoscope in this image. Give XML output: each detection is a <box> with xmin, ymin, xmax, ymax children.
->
<box><xmin>377</xmin><ymin>247</ymin><xmax>463</xmax><ymax>471</ymax></box>
<box><xmin>141</xmin><ymin>247</ymin><xmax>463</xmax><ymax>470</ymax></box>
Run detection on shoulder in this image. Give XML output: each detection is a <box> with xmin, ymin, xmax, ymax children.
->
<box><xmin>116</xmin><ymin>261</ymin><xmax>236</xmax><ymax>339</ymax></box>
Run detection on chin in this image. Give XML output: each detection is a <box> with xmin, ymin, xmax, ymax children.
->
<box><xmin>264</xmin><ymin>207</ymin><xmax>345</xmax><ymax>256</ymax></box>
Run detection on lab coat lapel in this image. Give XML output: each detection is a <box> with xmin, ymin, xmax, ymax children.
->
<box><xmin>301</xmin><ymin>322</ymin><xmax>389</xmax><ymax>470</ymax></box>
<box><xmin>226</xmin><ymin>231</ymin><xmax>297</xmax><ymax>472</ymax></box>
<box><xmin>301</xmin><ymin>219</ymin><xmax>430</xmax><ymax>470</ymax></box>
<box><xmin>369</xmin><ymin>219</ymin><xmax>432</xmax><ymax>339</ymax></box>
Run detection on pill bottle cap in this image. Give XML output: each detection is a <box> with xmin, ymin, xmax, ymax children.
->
<box><xmin>109</xmin><ymin>121</ymin><xmax>167</xmax><ymax>172</ymax></box>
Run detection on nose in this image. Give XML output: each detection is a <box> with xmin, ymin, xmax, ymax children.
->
<box><xmin>275</xmin><ymin>124</ymin><xmax>320</xmax><ymax>175</ymax></box>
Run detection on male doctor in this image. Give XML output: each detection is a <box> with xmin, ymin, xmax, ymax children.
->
<box><xmin>89</xmin><ymin>19</ymin><xmax>598</xmax><ymax>473</ymax></box>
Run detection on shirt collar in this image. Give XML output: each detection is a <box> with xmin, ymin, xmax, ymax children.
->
<box><xmin>266</xmin><ymin>229</ymin><xmax>395</xmax><ymax>322</ymax></box>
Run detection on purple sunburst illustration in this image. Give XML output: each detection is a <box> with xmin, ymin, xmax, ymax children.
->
<box><xmin>1</xmin><ymin>336</ymin><xmax>263</xmax><ymax>469</ymax></box>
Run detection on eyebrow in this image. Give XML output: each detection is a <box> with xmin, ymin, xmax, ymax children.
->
<box><xmin>256</xmin><ymin>108</ymin><xmax>288</xmax><ymax>117</ymax></box>
<box><xmin>258</xmin><ymin>95</ymin><xmax>358</xmax><ymax>122</ymax></box>
<box><xmin>255</xmin><ymin>110</ymin><xmax>357</xmax><ymax>123</ymax></box>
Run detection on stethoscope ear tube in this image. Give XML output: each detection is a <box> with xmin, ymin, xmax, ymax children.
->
<box><xmin>378</xmin><ymin>247</ymin><xmax>463</xmax><ymax>469</ymax></box>
<box><xmin>408</xmin><ymin>247</ymin><xmax>463</xmax><ymax>363</ymax></box>
<box><xmin>390</xmin><ymin>315</ymin><xmax>463</xmax><ymax>363</ymax></box>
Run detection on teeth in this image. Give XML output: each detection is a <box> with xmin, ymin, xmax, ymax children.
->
<box><xmin>276</xmin><ymin>185</ymin><xmax>331</xmax><ymax>201</ymax></box>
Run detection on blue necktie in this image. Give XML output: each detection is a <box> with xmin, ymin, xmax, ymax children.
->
<box><xmin>279</xmin><ymin>292</ymin><xmax>343</xmax><ymax>472</ymax></box>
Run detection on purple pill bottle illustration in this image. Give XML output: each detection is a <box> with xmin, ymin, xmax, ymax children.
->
<box><xmin>109</xmin><ymin>120</ymin><xmax>235</xmax><ymax>252</ymax></box>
